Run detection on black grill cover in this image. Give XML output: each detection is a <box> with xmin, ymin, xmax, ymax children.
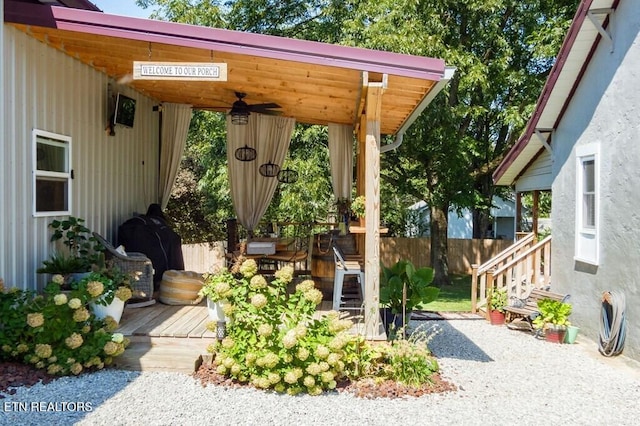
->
<box><xmin>117</xmin><ymin>215</ymin><xmax>184</xmax><ymax>288</ymax></box>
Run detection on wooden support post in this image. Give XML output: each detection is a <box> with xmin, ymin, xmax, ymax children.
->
<box><xmin>471</xmin><ymin>264</ymin><xmax>478</xmax><ymax>313</ymax></box>
<box><xmin>485</xmin><ymin>270</ymin><xmax>494</xmax><ymax>320</ymax></box>
<box><xmin>515</xmin><ymin>192</ymin><xmax>522</xmax><ymax>234</ymax></box>
<box><xmin>532</xmin><ymin>190</ymin><xmax>539</xmax><ymax>240</ymax></box>
<box><xmin>362</xmin><ymin>82</ymin><xmax>384</xmax><ymax>339</ymax></box>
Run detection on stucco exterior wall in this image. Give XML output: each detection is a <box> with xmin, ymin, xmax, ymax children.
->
<box><xmin>1</xmin><ymin>25</ymin><xmax>159</xmax><ymax>291</ymax></box>
<box><xmin>551</xmin><ymin>1</ymin><xmax>640</xmax><ymax>360</ymax></box>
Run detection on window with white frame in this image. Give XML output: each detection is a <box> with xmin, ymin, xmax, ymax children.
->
<box><xmin>574</xmin><ymin>143</ymin><xmax>599</xmax><ymax>265</ymax></box>
<box><xmin>33</xmin><ymin>130</ymin><xmax>71</xmax><ymax>216</ymax></box>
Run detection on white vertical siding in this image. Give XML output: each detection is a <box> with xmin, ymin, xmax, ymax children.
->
<box><xmin>0</xmin><ymin>4</ymin><xmax>5</xmax><ymax>291</ymax></box>
<box><xmin>1</xmin><ymin>26</ymin><xmax>159</xmax><ymax>291</ymax></box>
<box><xmin>515</xmin><ymin>149</ymin><xmax>552</xmax><ymax>192</ymax></box>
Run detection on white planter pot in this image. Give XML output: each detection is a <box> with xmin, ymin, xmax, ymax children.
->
<box><xmin>90</xmin><ymin>296</ymin><xmax>125</xmax><ymax>324</ymax></box>
<box><xmin>207</xmin><ymin>298</ymin><xmax>229</xmax><ymax>323</ymax></box>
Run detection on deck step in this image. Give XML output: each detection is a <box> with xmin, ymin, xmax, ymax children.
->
<box><xmin>113</xmin><ymin>336</ymin><xmax>217</xmax><ymax>373</ymax></box>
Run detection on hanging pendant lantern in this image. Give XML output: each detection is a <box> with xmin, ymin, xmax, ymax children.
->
<box><xmin>259</xmin><ymin>161</ymin><xmax>280</xmax><ymax>177</ymax></box>
<box><xmin>235</xmin><ymin>145</ymin><xmax>257</xmax><ymax>162</ymax></box>
<box><xmin>277</xmin><ymin>168</ymin><xmax>298</xmax><ymax>184</ymax></box>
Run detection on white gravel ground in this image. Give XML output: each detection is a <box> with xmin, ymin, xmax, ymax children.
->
<box><xmin>2</xmin><ymin>319</ymin><xmax>639</xmax><ymax>426</ymax></box>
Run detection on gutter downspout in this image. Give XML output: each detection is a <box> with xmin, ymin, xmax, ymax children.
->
<box><xmin>381</xmin><ymin>66</ymin><xmax>456</xmax><ymax>153</ymax></box>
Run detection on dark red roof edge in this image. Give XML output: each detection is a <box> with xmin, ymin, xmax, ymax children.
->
<box><xmin>492</xmin><ymin>0</ymin><xmax>594</xmax><ymax>184</ymax></box>
<box><xmin>57</xmin><ymin>0</ymin><xmax>101</xmax><ymax>11</ymax></box>
<box><xmin>4</xmin><ymin>1</ymin><xmax>445</xmax><ymax>81</ymax></box>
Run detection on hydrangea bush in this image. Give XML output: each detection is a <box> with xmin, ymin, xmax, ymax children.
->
<box><xmin>208</xmin><ymin>259</ymin><xmax>360</xmax><ymax>395</ymax></box>
<box><xmin>207</xmin><ymin>259</ymin><xmax>443</xmax><ymax>395</ymax></box>
<box><xmin>0</xmin><ymin>271</ymin><xmax>130</xmax><ymax>376</ymax></box>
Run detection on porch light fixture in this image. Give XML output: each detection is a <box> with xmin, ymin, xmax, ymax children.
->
<box><xmin>259</xmin><ymin>161</ymin><xmax>280</xmax><ymax>177</ymax></box>
<box><xmin>277</xmin><ymin>168</ymin><xmax>298</xmax><ymax>184</ymax></box>
<box><xmin>230</xmin><ymin>97</ymin><xmax>250</xmax><ymax>125</ymax></box>
<box><xmin>234</xmin><ymin>144</ymin><xmax>257</xmax><ymax>162</ymax></box>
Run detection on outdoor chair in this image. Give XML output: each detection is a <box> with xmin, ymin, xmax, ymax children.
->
<box><xmin>93</xmin><ymin>232</ymin><xmax>155</xmax><ymax>304</ymax></box>
<box><xmin>332</xmin><ymin>245</ymin><xmax>364</xmax><ymax>311</ymax></box>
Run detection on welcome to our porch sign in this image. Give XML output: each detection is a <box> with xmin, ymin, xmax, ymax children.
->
<box><xmin>133</xmin><ymin>61</ymin><xmax>228</xmax><ymax>81</ymax></box>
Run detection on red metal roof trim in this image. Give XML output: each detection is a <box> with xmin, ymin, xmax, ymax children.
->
<box><xmin>56</xmin><ymin>0</ymin><xmax>100</xmax><ymax>11</ymax></box>
<box><xmin>4</xmin><ymin>1</ymin><xmax>446</xmax><ymax>81</ymax></box>
<box><xmin>492</xmin><ymin>0</ymin><xmax>594</xmax><ymax>184</ymax></box>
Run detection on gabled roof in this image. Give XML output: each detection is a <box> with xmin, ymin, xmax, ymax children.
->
<box><xmin>4</xmin><ymin>0</ymin><xmax>448</xmax><ymax>135</ymax></box>
<box><xmin>493</xmin><ymin>0</ymin><xmax>618</xmax><ymax>186</ymax></box>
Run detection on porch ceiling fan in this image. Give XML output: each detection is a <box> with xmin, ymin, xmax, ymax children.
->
<box><xmin>228</xmin><ymin>92</ymin><xmax>282</xmax><ymax>124</ymax></box>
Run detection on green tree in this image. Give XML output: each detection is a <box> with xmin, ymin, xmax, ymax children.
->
<box><xmin>165</xmin><ymin>111</ymin><xmax>231</xmax><ymax>242</ymax></box>
<box><xmin>136</xmin><ymin>0</ymin><xmax>225</xmax><ymax>26</ymax></box>
<box><xmin>137</xmin><ymin>0</ymin><xmax>352</xmax><ymax>41</ymax></box>
<box><xmin>338</xmin><ymin>0</ymin><xmax>575</xmax><ymax>284</ymax></box>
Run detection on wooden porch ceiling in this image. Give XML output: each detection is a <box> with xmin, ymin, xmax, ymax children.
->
<box><xmin>8</xmin><ymin>5</ymin><xmax>443</xmax><ymax>135</ymax></box>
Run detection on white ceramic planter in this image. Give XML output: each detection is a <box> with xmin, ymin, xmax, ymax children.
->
<box><xmin>207</xmin><ymin>298</ymin><xmax>229</xmax><ymax>323</ymax></box>
<box><xmin>90</xmin><ymin>296</ymin><xmax>125</xmax><ymax>324</ymax></box>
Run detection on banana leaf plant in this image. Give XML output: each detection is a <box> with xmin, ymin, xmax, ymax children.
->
<box><xmin>380</xmin><ymin>260</ymin><xmax>440</xmax><ymax>315</ymax></box>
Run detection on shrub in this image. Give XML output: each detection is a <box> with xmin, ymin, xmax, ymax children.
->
<box><xmin>209</xmin><ymin>259</ymin><xmax>358</xmax><ymax>395</ymax></box>
<box><xmin>377</xmin><ymin>324</ymin><xmax>441</xmax><ymax>387</ymax></box>
<box><xmin>37</xmin><ymin>216</ymin><xmax>104</xmax><ymax>274</ymax></box>
<box><xmin>0</xmin><ymin>275</ymin><xmax>129</xmax><ymax>375</ymax></box>
<box><xmin>208</xmin><ymin>260</ymin><xmax>442</xmax><ymax>394</ymax></box>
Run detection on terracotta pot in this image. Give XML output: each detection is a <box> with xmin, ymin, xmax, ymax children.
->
<box><xmin>489</xmin><ymin>310</ymin><xmax>505</xmax><ymax>325</ymax></box>
<box><xmin>545</xmin><ymin>326</ymin><xmax>566</xmax><ymax>343</ymax></box>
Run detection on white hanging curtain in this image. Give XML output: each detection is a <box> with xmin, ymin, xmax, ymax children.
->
<box><xmin>158</xmin><ymin>103</ymin><xmax>193</xmax><ymax>209</ymax></box>
<box><xmin>328</xmin><ymin>123</ymin><xmax>354</xmax><ymax>201</ymax></box>
<box><xmin>227</xmin><ymin>113</ymin><xmax>296</xmax><ymax>232</ymax></box>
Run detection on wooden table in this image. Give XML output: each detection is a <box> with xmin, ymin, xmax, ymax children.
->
<box><xmin>227</xmin><ymin>248</ymin><xmax>309</xmax><ymax>274</ymax></box>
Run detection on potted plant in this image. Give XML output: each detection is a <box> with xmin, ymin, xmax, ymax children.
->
<box><xmin>77</xmin><ymin>266</ymin><xmax>133</xmax><ymax>324</ymax></box>
<box><xmin>37</xmin><ymin>217</ymin><xmax>104</xmax><ymax>286</ymax></box>
<box><xmin>380</xmin><ymin>260</ymin><xmax>440</xmax><ymax>338</ymax></box>
<box><xmin>350</xmin><ymin>195</ymin><xmax>366</xmax><ymax>225</ymax></box>
<box><xmin>532</xmin><ymin>298</ymin><xmax>572</xmax><ymax>343</ymax></box>
<box><xmin>488</xmin><ymin>286</ymin><xmax>507</xmax><ymax>325</ymax></box>
<box><xmin>334</xmin><ymin>197</ymin><xmax>351</xmax><ymax>235</ymax></box>
<box><xmin>199</xmin><ymin>266</ymin><xmax>236</xmax><ymax>324</ymax></box>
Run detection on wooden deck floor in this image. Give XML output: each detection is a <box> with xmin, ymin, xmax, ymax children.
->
<box><xmin>112</xmin><ymin>301</ymin><xmax>217</xmax><ymax>373</ymax></box>
<box><xmin>112</xmin><ymin>296</ymin><xmax>383</xmax><ymax>373</ymax></box>
<box><xmin>116</xmin><ymin>301</ymin><xmax>216</xmax><ymax>339</ymax></box>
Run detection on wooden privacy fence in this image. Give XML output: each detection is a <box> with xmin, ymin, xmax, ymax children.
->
<box><xmin>181</xmin><ymin>242</ymin><xmax>226</xmax><ymax>274</ymax></box>
<box><xmin>181</xmin><ymin>237</ymin><xmax>512</xmax><ymax>275</ymax></box>
<box><xmin>379</xmin><ymin>237</ymin><xmax>512</xmax><ymax>274</ymax></box>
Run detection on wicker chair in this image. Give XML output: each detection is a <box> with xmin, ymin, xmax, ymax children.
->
<box><xmin>93</xmin><ymin>232</ymin><xmax>155</xmax><ymax>302</ymax></box>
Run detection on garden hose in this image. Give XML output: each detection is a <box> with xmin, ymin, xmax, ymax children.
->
<box><xmin>598</xmin><ymin>291</ymin><xmax>626</xmax><ymax>357</ymax></box>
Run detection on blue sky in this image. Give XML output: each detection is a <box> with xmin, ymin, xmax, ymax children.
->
<box><xmin>92</xmin><ymin>1</ymin><xmax>150</xmax><ymax>18</ymax></box>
